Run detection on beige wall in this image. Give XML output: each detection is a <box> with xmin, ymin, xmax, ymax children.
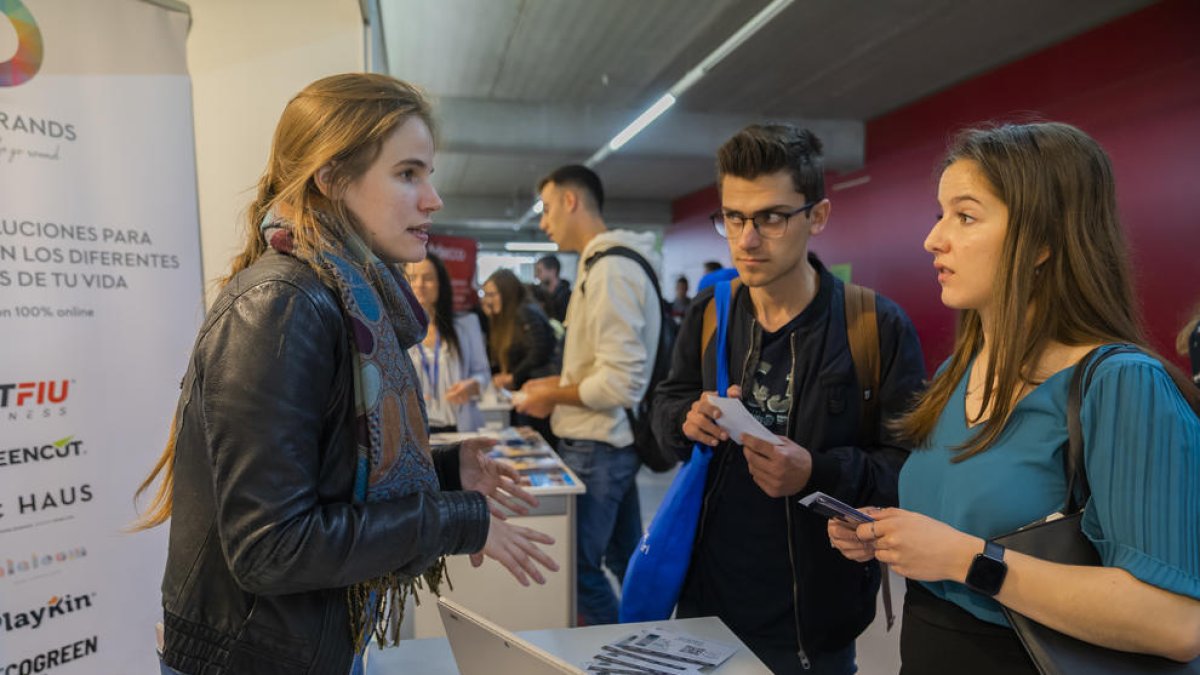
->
<box><xmin>186</xmin><ymin>0</ymin><xmax>362</xmax><ymax>305</ymax></box>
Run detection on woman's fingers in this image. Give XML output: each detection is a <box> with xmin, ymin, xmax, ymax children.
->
<box><xmin>500</xmin><ymin>475</ymin><xmax>539</xmax><ymax>509</ymax></box>
<box><xmin>827</xmin><ymin>518</ymin><xmax>876</xmax><ymax>562</ymax></box>
<box><xmin>485</xmin><ymin>521</ymin><xmax>558</xmax><ymax>586</ymax></box>
<box><xmin>491</xmin><ymin>491</ymin><xmax>529</xmax><ymax>517</ymax></box>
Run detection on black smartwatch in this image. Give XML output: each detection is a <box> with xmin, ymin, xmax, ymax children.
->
<box><xmin>964</xmin><ymin>540</ymin><xmax>1008</xmax><ymax>596</ymax></box>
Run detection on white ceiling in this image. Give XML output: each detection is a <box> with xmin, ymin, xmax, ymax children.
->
<box><xmin>378</xmin><ymin>0</ymin><xmax>1154</xmax><ymax>243</ymax></box>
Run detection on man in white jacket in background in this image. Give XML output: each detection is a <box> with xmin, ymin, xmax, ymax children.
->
<box><xmin>515</xmin><ymin>164</ymin><xmax>662</xmax><ymax>626</ymax></box>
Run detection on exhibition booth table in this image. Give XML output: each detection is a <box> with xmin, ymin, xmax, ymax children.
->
<box><xmin>402</xmin><ymin>427</ymin><xmax>585</xmax><ymax>638</ymax></box>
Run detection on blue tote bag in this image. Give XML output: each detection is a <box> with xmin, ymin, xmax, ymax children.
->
<box><xmin>618</xmin><ymin>280</ymin><xmax>734</xmax><ymax>623</ymax></box>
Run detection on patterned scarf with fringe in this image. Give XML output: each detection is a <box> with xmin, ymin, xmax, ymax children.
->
<box><xmin>262</xmin><ymin>214</ymin><xmax>447</xmax><ymax>650</ymax></box>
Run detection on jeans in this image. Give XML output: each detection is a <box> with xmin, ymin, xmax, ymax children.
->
<box><xmin>557</xmin><ymin>437</ymin><xmax>642</xmax><ymax>625</ymax></box>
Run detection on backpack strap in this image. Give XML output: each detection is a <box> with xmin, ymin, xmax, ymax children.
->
<box><xmin>843</xmin><ymin>282</ymin><xmax>892</xmax><ymax>630</ymax></box>
<box><xmin>701</xmin><ymin>279</ymin><xmax>742</xmax><ymax>363</ymax></box>
<box><xmin>844</xmin><ymin>283</ymin><xmax>880</xmax><ymax>446</ymax></box>
<box><xmin>582</xmin><ymin>246</ymin><xmax>660</xmax><ymax>297</ymax></box>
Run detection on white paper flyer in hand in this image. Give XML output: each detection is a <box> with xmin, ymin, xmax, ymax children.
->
<box><xmin>582</xmin><ymin>628</ymin><xmax>737</xmax><ymax>673</ymax></box>
<box><xmin>705</xmin><ymin>395</ymin><xmax>784</xmax><ymax>446</ymax></box>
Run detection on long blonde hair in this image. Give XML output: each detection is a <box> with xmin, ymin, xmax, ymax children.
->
<box><xmin>133</xmin><ymin>74</ymin><xmax>435</xmax><ymax>529</ymax></box>
<box><xmin>899</xmin><ymin>122</ymin><xmax>1197</xmax><ymax>460</ymax></box>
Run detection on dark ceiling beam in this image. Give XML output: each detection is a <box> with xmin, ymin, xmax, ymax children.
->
<box><xmin>436</xmin><ymin>96</ymin><xmax>865</xmax><ymax>171</ymax></box>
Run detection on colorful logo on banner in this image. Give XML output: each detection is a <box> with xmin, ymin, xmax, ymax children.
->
<box><xmin>0</xmin><ymin>0</ymin><xmax>43</xmax><ymax>87</ymax></box>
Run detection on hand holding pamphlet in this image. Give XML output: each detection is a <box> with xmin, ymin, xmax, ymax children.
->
<box><xmin>703</xmin><ymin>394</ymin><xmax>783</xmax><ymax>446</ymax></box>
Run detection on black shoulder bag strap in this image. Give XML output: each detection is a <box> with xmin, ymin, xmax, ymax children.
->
<box><xmin>1063</xmin><ymin>344</ymin><xmax>1140</xmax><ymax>513</ymax></box>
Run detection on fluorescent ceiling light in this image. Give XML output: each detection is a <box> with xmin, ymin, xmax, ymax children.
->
<box><xmin>607</xmin><ymin>94</ymin><xmax>676</xmax><ymax>152</ymax></box>
<box><xmin>504</xmin><ymin>242</ymin><xmax>559</xmax><ymax>252</ymax></box>
<box><xmin>533</xmin><ymin>200</ymin><xmax>544</xmax><ymax>214</ymax></box>
<box><xmin>670</xmin><ymin>0</ymin><xmax>795</xmax><ymax>96</ymax></box>
<box><xmin>519</xmin><ymin>0</ymin><xmax>796</xmax><ymax>225</ymax></box>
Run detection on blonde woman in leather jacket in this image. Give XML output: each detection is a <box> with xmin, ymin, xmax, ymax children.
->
<box><xmin>134</xmin><ymin>74</ymin><xmax>558</xmax><ymax>675</ymax></box>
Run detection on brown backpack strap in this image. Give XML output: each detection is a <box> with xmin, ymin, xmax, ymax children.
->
<box><xmin>844</xmin><ymin>282</ymin><xmax>894</xmax><ymax>630</ymax></box>
<box><xmin>701</xmin><ymin>279</ymin><xmax>741</xmax><ymax>363</ymax></box>
<box><xmin>844</xmin><ymin>282</ymin><xmax>880</xmax><ymax>443</ymax></box>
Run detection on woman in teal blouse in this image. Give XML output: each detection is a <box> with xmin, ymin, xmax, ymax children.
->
<box><xmin>828</xmin><ymin>122</ymin><xmax>1200</xmax><ymax>673</ymax></box>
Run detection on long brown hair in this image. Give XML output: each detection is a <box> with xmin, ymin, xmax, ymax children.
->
<box><xmin>133</xmin><ymin>74</ymin><xmax>435</xmax><ymax>529</ymax></box>
<box><xmin>899</xmin><ymin>122</ymin><xmax>1199</xmax><ymax>460</ymax></box>
<box><xmin>485</xmin><ymin>269</ymin><xmax>529</xmax><ymax>372</ymax></box>
<box><xmin>1176</xmin><ymin>301</ymin><xmax>1200</xmax><ymax>360</ymax></box>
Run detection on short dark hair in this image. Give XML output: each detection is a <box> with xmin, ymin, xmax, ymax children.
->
<box><xmin>535</xmin><ymin>254</ymin><xmax>561</xmax><ymax>274</ymax></box>
<box><xmin>717</xmin><ymin>124</ymin><xmax>825</xmax><ymax>202</ymax></box>
<box><xmin>538</xmin><ymin>164</ymin><xmax>605</xmax><ymax>213</ymax></box>
<box><xmin>703</xmin><ymin>261</ymin><xmax>723</xmax><ymax>274</ymax></box>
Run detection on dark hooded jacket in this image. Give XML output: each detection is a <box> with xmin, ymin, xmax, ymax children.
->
<box><xmin>651</xmin><ymin>256</ymin><xmax>925</xmax><ymax>668</ymax></box>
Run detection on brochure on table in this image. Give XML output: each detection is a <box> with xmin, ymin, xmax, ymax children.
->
<box><xmin>430</xmin><ymin>427</ymin><xmax>585</xmax><ymax>496</ymax></box>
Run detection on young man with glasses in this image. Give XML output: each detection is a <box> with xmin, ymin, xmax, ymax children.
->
<box><xmin>650</xmin><ymin>124</ymin><xmax>926</xmax><ymax>674</ymax></box>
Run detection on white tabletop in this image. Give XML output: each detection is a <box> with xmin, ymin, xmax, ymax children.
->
<box><xmin>367</xmin><ymin>616</ymin><xmax>770</xmax><ymax>674</ymax></box>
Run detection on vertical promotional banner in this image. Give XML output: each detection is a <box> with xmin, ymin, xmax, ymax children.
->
<box><xmin>0</xmin><ymin>1</ymin><xmax>201</xmax><ymax>673</ymax></box>
<box><xmin>428</xmin><ymin>233</ymin><xmax>479</xmax><ymax>312</ymax></box>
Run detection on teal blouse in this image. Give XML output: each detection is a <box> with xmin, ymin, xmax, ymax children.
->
<box><xmin>899</xmin><ymin>346</ymin><xmax>1200</xmax><ymax>625</ymax></box>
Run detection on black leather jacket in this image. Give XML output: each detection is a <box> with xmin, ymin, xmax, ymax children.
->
<box><xmin>160</xmin><ymin>251</ymin><xmax>490</xmax><ymax>674</ymax></box>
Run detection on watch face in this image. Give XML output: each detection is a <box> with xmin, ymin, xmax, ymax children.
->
<box><xmin>966</xmin><ymin>554</ymin><xmax>1007</xmax><ymax>596</ymax></box>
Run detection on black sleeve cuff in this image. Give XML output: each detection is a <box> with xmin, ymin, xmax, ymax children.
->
<box><xmin>806</xmin><ymin>450</ymin><xmax>843</xmax><ymax>498</ymax></box>
<box><xmin>431</xmin><ymin>444</ymin><xmax>463</xmax><ymax>491</ymax></box>
<box><xmin>436</xmin><ymin>490</ymin><xmax>490</xmax><ymax>555</ymax></box>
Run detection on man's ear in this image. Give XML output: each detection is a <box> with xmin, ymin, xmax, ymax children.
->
<box><xmin>563</xmin><ymin>188</ymin><xmax>578</xmax><ymax>213</ymax></box>
<box><xmin>808</xmin><ymin>198</ymin><xmax>831</xmax><ymax>236</ymax></box>
<box><xmin>314</xmin><ymin>164</ymin><xmax>335</xmax><ymax>197</ymax></box>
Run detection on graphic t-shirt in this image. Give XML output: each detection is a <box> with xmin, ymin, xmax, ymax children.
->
<box><xmin>743</xmin><ymin>313</ymin><xmax>804</xmax><ymax>435</ymax></box>
<box><xmin>691</xmin><ymin>311</ymin><xmax>806</xmax><ymax>646</ymax></box>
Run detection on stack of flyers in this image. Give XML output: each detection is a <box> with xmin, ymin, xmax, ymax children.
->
<box><xmin>524</xmin><ymin>468</ymin><xmax>575</xmax><ymax>487</ymax></box>
<box><xmin>581</xmin><ymin>629</ymin><xmax>736</xmax><ymax>674</ymax></box>
<box><xmin>507</xmin><ymin>456</ymin><xmax>562</xmax><ymax>471</ymax></box>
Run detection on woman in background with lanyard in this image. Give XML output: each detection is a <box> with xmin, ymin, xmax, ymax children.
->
<box><xmin>406</xmin><ymin>252</ymin><xmax>491</xmax><ymax>433</ymax></box>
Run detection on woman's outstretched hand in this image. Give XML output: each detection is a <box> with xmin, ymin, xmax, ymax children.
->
<box><xmin>458</xmin><ymin>438</ymin><xmax>539</xmax><ymax>518</ymax></box>
<box><xmin>471</xmin><ymin>518</ymin><xmax>559</xmax><ymax>586</ymax></box>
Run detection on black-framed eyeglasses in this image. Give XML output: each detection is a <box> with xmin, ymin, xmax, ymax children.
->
<box><xmin>710</xmin><ymin>201</ymin><xmax>818</xmax><ymax>239</ymax></box>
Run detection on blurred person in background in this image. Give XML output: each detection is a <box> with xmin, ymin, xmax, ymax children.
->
<box><xmin>482</xmin><ymin>268</ymin><xmax>559</xmax><ymax>443</ymax></box>
<box><xmin>535</xmin><ymin>254</ymin><xmax>572</xmax><ymax>321</ymax></box>
<box><xmin>405</xmin><ymin>251</ymin><xmax>491</xmax><ymax>432</ymax></box>
<box><xmin>670</xmin><ymin>274</ymin><xmax>691</xmax><ymax>324</ymax></box>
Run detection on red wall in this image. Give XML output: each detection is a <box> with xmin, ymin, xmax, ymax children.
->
<box><xmin>665</xmin><ymin>0</ymin><xmax>1200</xmax><ymax>372</ymax></box>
